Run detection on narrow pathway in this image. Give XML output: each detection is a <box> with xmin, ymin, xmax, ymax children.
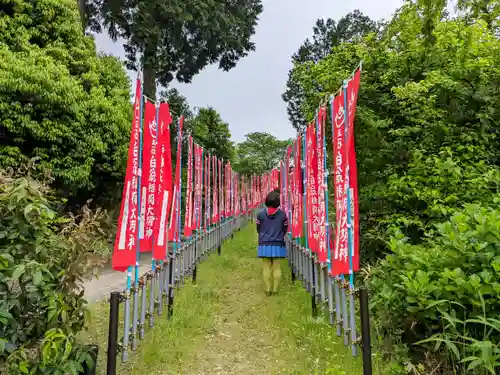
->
<box><xmin>86</xmin><ymin>225</ymin><xmax>366</xmax><ymax>375</ymax></box>
<box><xmin>182</xmin><ymin>232</ymin><xmax>293</xmax><ymax>375</ymax></box>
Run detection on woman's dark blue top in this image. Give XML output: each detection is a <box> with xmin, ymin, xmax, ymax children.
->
<box><xmin>256</xmin><ymin>208</ymin><xmax>288</xmax><ymax>247</ymax></box>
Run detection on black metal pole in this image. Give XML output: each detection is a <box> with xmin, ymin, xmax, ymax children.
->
<box><xmin>167</xmin><ymin>256</ymin><xmax>174</xmax><ymax>319</ymax></box>
<box><xmin>359</xmin><ymin>288</ymin><xmax>373</xmax><ymax>375</ymax></box>
<box><xmin>192</xmin><ymin>266</ymin><xmax>197</xmax><ymax>284</ymax></box>
<box><xmin>311</xmin><ymin>257</ymin><xmax>317</xmax><ymax>317</ymax></box>
<box><xmin>106</xmin><ymin>292</ymin><xmax>120</xmax><ymax>375</ymax></box>
<box><xmin>217</xmin><ymin>245</ymin><xmax>221</xmax><ymax>256</ymax></box>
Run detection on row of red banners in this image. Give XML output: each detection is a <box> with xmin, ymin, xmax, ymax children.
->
<box><xmin>112</xmin><ymin>80</ymin><xmax>279</xmax><ymax>272</ymax></box>
<box><xmin>281</xmin><ymin>67</ymin><xmax>361</xmax><ymax>276</ymax></box>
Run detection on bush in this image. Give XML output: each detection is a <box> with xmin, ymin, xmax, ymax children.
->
<box><xmin>367</xmin><ymin>203</ymin><xmax>500</xmax><ymax>374</ymax></box>
<box><xmin>0</xmin><ymin>0</ymin><xmax>132</xmax><ymax>208</ymax></box>
<box><xmin>0</xmin><ymin>171</ymin><xmax>110</xmax><ymax>374</ymax></box>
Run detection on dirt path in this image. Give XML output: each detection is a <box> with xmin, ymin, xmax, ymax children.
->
<box><xmin>172</xmin><ymin>229</ymin><xmax>315</xmax><ymax>375</ymax></box>
<box><xmin>183</xmin><ymin>254</ymin><xmax>292</xmax><ymax>374</ymax></box>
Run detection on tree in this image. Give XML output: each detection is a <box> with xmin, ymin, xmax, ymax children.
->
<box><xmin>159</xmin><ymin>89</ymin><xmax>234</xmax><ymax>163</ymax></box>
<box><xmin>282</xmin><ymin>10</ymin><xmax>378</xmax><ymax>130</ymax></box>
<box><xmin>456</xmin><ymin>0</ymin><xmax>500</xmax><ymax>33</ymax></box>
<box><xmin>160</xmin><ymin>87</ymin><xmax>194</xmax><ymax>125</ymax></box>
<box><xmin>191</xmin><ymin>107</ymin><xmax>235</xmax><ymax>162</ymax></box>
<box><xmin>0</xmin><ymin>0</ymin><xmax>132</xmax><ymax>209</ymax></box>
<box><xmin>84</xmin><ymin>0</ymin><xmax>263</xmax><ymax>100</ymax></box>
<box><xmin>234</xmin><ymin>132</ymin><xmax>290</xmax><ymax>176</ymax></box>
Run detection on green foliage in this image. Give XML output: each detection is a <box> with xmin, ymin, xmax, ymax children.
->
<box><xmin>293</xmin><ymin>1</ymin><xmax>500</xmax><ymax>262</ymax></box>
<box><xmin>85</xmin><ymin>0</ymin><xmax>263</xmax><ymax>98</ymax></box>
<box><xmin>0</xmin><ymin>0</ymin><xmax>132</xmax><ymax>208</ymax></box>
<box><xmin>0</xmin><ymin>171</ymin><xmax>109</xmax><ymax>374</ymax></box>
<box><xmin>160</xmin><ymin>88</ymin><xmax>235</xmax><ymax>162</ymax></box>
<box><xmin>234</xmin><ymin>132</ymin><xmax>291</xmax><ymax>176</ymax></box>
<box><xmin>282</xmin><ymin>10</ymin><xmax>379</xmax><ymax>130</ymax></box>
<box><xmin>368</xmin><ymin>204</ymin><xmax>500</xmax><ymax>373</ymax></box>
<box><xmin>190</xmin><ymin>107</ymin><xmax>235</xmax><ymax>162</ymax></box>
<box><xmin>291</xmin><ymin>1</ymin><xmax>500</xmax><ymax>372</ymax></box>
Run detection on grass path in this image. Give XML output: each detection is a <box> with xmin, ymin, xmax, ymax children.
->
<box><xmin>83</xmin><ymin>225</ymin><xmax>368</xmax><ymax>374</ymax></box>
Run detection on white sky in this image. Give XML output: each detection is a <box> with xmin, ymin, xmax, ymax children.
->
<box><xmin>93</xmin><ymin>0</ymin><xmax>403</xmax><ymax>142</ymax></box>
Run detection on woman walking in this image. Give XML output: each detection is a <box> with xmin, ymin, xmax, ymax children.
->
<box><xmin>256</xmin><ymin>191</ymin><xmax>288</xmax><ymax>296</ymax></box>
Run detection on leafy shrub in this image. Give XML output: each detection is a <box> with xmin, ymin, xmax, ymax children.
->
<box><xmin>367</xmin><ymin>203</ymin><xmax>500</xmax><ymax>374</ymax></box>
<box><xmin>0</xmin><ymin>171</ymin><xmax>110</xmax><ymax>374</ymax></box>
<box><xmin>0</xmin><ymin>0</ymin><xmax>132</xmax><ymax>208</ymax></box>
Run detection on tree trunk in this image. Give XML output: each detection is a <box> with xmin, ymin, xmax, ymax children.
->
<box><xmin>77</xmin><ymin>0</ymin><xmax>87</xmax><ymax>33</ymax></box>
<box><xmin>142</xmin><ymin>42</ymin><xmax>157</xmax><ymax>102</ymax></box>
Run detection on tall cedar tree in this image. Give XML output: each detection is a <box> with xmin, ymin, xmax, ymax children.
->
<box><xmin>82</xmin><ymin>0</ymin><xmax>263</xmax><ymax>100</ymax></box>
<box><xmin>282</xmin><ymin>10</ymin><xmax>379</xmax><ymax>130</ymax></box>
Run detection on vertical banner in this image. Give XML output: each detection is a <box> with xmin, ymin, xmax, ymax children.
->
<box><xmin>225</xmin><ymin>163</ymin><xmax>231</xmax><ymax>217</ymax></box>
<box><xmin>332</xmin><ymin>91</ymin><xmax>349</xmax><ymax>275</ymax></box>
<box><xmin>292</xmin><ymin>137</ymin><xmax>303</xmax><ymax>238</ymax></box>
<box><xmin>152</xmin><ymin>102</ymin><xmax>173</xmax><ymax>260</ymax></box>
<box><xmin>207</xmin><ymin>155</ymin><xmax>211</xmax><ymax>227</ymax></box>
<box><xmin>203</xmin><ymin>156</ymin><xmax>208</xmax><ymax>230</ymax></box>
<box><xmin>139</xmin><ymin>101</ymin><xmax>157</xmax><ymax>251</ymax></box>
<box><xmin>280</xmin><ymin>160</ymin><xmax>284</xmax><ymax>207</ymax></box>
<box><xmin>286</xmin><ymin>147</ymin><xmax>292</xmax><ymax>233</ymax></box>
<box><xmin>316</xmin><ymin>107</ymin><xmax>328</xmax><ymax>263</ymax></box>
<box><xmin>112</xmin><ymin>79</ymin><xmax>142</xmax><ymax>271</ymax></box>
<box><xmin>346</xmin><ymin>69</ymin><xmax>361</xmax><ymax>271</ymax></box>
<box><xmin>219</xmin><ymin>158</ymin><xmax>223</xmax><ymax>222</ymax></box>
<box><xmin>194</xmin><ymin>144</ymin><xmax>203</xmax><ymax>230</ymax></box>
<box><xmin>306</xmin><ymin>123</ymin><xmax>319</xmax><ymax>253</ymax></box>
<box><xmin>168</xmin><ymin>116</ymin><xmax>184</xmax><ymax>241</ymax></box>
<box><xmin>212</xmin><ymin>156</ymin><xmax>218</xmax><ymax>224</ymax></box>
<box><xmin>199</xmin><ymin>146</ymin><xmax>204</xmax><ymax>230</ymax></box>
<box><xmin>184</xmin><ymin>136</ymin><xmax>194</xmax><ymax>237</ymax></box>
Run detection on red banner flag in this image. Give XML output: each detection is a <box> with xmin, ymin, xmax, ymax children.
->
<box><xmin>218</xmin><ymin>158</ymin><xmax>223</xmax><ymax>221</ymax></box>
<box><xmin>285</xmin><ymin>146</ymin><xmax>292</xmax><ymax>233</ymax></box>
<box><xmin>306</xmin><ymin>124</ymin><xmax>319</xmax><ymax>254</ymax></box>
<box><xmin>152</xmin><ymin>102</ymin><xmax>173</xmax><ymax>261</ymax></box>
<box><xmin>331</xmin><ymin>91</ymin><xmax>349</xmax><ymax>276</ymax></box>
<box><xmin>194</xmin><ymin>144</ymin><xmax>203</xmax><ymax>230</ymax></box>
<box><xmin>225</xmin><ymin>163</ymin><xmax>231</xmax><ymax>216</ymax></box>
<box><xmin>292</xmin><ymin>137</ymin><xmax>303</xmax><ymax>237</ymax></box>
<box><xmin>207</xmin><ymin>155</ymin><xmax>211</xmax><ymax>225</ymax></box>
<box><xmin>184</xmin><ymin>136</ymin><xmax>194</xmax><ymax>237</ymax></box>
<box><xmin>316</xmin><ymin>107</ymin><xmax>328</xmax><ymax>263</ymax></box>
<box><xmin>212</xmin><ymin>156</ymin><xmax>218</xmax><ymax>224</ymax></box>
<box><xmin>204</xmin><ymin>156</ymin><xmax>209</xmax><ymax>229</ymax></box>
<box><xmin>235</xmin><ymin>173</ymin><xmax>240</xmax><ymax>215</ymax></box>
<box><xmin>138</xmin><ymin>101</ymin><xmax>157</xmax><ymax>251</ymax></box>
<box><xmin>112</xmin><ymin>79</ymin><xmax>142</xmax><ymax>272</ymax></box>
<box><xmin>346</xmin><ymin>68</ymin><xmax>361</xmax><ymax>271</ymax></box>
<box><xmin>168</xmin><ymin>117</ymin><xmax>184</xmax><ymax>242</ymax></box>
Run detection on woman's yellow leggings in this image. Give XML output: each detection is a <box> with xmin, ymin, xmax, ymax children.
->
<box><xmin>262</xmin><ymin>258</ymin><xmax>282</xmax><ymax>293</ymax></box>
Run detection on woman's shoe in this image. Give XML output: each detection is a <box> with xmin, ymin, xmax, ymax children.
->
<box><xmin>265</xmin><ymin>291</ymin><xmax>271</xmax><ymax>297</ymax></box>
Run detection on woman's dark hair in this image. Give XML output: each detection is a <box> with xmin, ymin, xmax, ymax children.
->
<box><xmin>273</xmin><ymin>187</ymin><xmax>280</xmax><ymax>194</ymax></box>
<box><xmin>265</xmin><ymin>191</ymin><xmax>280</xmax><ymax>208</ymax></box>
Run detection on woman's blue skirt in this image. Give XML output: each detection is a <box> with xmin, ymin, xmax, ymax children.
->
<box><xmin>258</xmin><ymin>245</ymin><xmax>287</xmax><ymax>258</ymax></box>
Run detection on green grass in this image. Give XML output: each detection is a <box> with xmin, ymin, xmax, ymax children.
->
<box><xmin>81</xmin><ymin>225</ymin><xmax>380</xmax><ymax>374</ymax></box>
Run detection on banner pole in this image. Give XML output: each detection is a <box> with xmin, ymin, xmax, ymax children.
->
<box><xmin>121</xmin><ymin>75</ymin><xmax>142</xmax><ymax>362</ymax></box>
<box><xmin>343</xmin><ymin>79</ymin><xmax>358</xmax><ymax>356</ymax></box>
<box><xmin>148</xmin><ymin>101</ymin><xmax>160</xmax><ymax>328</ymax></box>
<box><xmin>130</xmin><ymin>79</ymin><xmax>145</xmax><ymax>353</ymax></box>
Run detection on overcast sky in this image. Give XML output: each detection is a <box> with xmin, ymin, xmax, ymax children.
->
<box><xmin>93</xmin><ymin>0</ymin><xmax>403</xmax><ymax>143</ymax></box>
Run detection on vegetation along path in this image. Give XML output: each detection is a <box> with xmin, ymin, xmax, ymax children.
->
<box><xmin>83</xmin><ymin>224</ymin><xmax>372</xmax><ymax>375</ymax></box>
